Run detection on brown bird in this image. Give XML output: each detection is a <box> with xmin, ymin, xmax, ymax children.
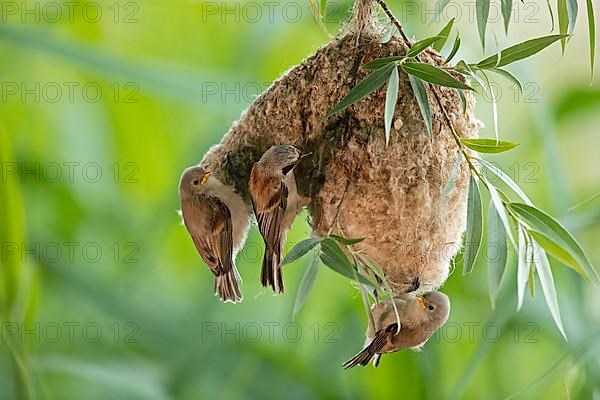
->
<box><xmin>343</xmin><ymin>291</ymin><xmax>450</xmax><ymax>368</ymax></box>
<box><xmin>179</xmin><ymin>166</ymin><xmax>251</xmax><ymax>303</ymax></box>
<box><xmin>249</xmin><ymin>145</ymin><xmax>308</xmax><ymax>294</ymax></box>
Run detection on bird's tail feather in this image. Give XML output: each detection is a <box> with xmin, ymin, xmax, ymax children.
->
<box><xmin>215</xmin><ymin>270</ymin><xmax>242</xmax><ymax>303</ymax></box>
<box><xmin>261</xmin><ymin>247</ymin><xmax>284</xmax><ymax>294</ymax></box>
<box><xmin>342</xmin><ymin>345</ymin><xmax>376</xmax><ymax>369</ymax></box>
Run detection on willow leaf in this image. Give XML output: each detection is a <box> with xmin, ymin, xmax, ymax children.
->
<box><xmin>407</xmin><ymin>75</ymin><xmax>433</xmax><ymax>137</ymax></box>
<box><xmin>477</xmin><ymin>0</ymin><xmax>491</xmax><ymax>49</ymax></box>
<box><xmin>402</xmin><ymin>62</ymin><xmax>473</xmax><ymax>90</ymax></box>
<box><xmin>328</xmin><ymin>63</ymin><xmax>395</xmax><ymax>116</ymax></box>
<box><xmin>488</xmin><ymin>201</ymin><xmax>508</xmax><ymax>309</ymax></box>
<box><xmin>464</xmin><ymin>176</ymin><xmax>483</xmax><ymax>274</ymax></box>
<box><xmin>433</xmin><ymin>18</ymin><xmax>455</xmax><ymax>52</ymax></box>
<box><xmin>385</xmin><ymin>66</ymin><xmax>399</xmax><ymax>146</ymax></box>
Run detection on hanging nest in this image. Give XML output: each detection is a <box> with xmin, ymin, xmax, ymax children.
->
<box><xmin>199</xmin><ymin>0</ymin><xmax>482</xmax><ymax>295</ymax></box>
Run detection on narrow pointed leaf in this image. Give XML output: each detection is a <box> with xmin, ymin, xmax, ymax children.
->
<box><xmin>407</xmin><ymin>36</ymin><xmax>445</xmax><ymax>58</ymax></box>
<box><xmin>461</xmin><ymin>138</ymin><xmax>519</xmax><ymax>153</ymax></box>
<box><xmin>479</xmin><ymin>159</ymin><xmax>531</xmax><ymax>203</ymax></box>
<box><xmin>445</xmin><ymin>35</ymin><xmax>461</xmax><ymax>64</ymax></box>
<box><xmin>434</xmin><ymin>18</ymin><xmax>455</xmax><ymax>52</ymax></box>
<box><xmin>464</xmin><ymin>176</ymin><xmax>483</xmax><ymax>274</ymax></box>
<box><xmin>282</xmin><ymin>237</ymin><xmax>322</xmax><ymax>266</ymax></box>
<box><xmin>501</xmin><ymin>0</ymin><xmax>513</xmax><ymax>33</ymax></box>
<box><xmin>586</xmin><ymin>0</ymin><xmax>596</xmax><ymax>80</ymax></box>
<box><xmin>487</xmin><ymin>184</ymin><xmax>515</xmax><ymax>246</ymax></box>
<box><xmin>531</xmin><ymin>243</ymin><xmax>567</xmax><ymax>340</ymax></box>
<box><xmin>480</xmin><ymin>70</ymin><xmax>499</xmax><ymax>142</ymax></box>
<box><xmin>457</xmin><ymin>88</ymin><xmax>467</xmax><ymax>114</ymax></box>
<box><xmin>320</xmin><ymin>238</ymin><xmax>376</xmax><ymax>287</ymax></box>
<box><xmin>488</xmin><ymin>201</ymin><xmax>508</xmax><ymax>308</ymax></box>
<box><xmin>330</xmin><ymin>235</ymin><xmax>365</xmax><ymax>245</ymax></box>
<box><xmin>477</xmin><ymin>35</ymin><xmax>568</xmax><ymax>68</ymax></box>
<box><xmin>407</xmin><ymin>75</ymin><xmax>433</xmax><ymax>136</ymax></box>
<box><xmin>528</xmin><ymin>230</ymin><xmax>580</xmax><ymax>273</ymax></box>
<box><xmin>509</xmin><ymin>202</ymin><xmax>599</xmax><ymax>283</ymax></box>
<box><xmin>558</xmin><ymin>0</ymin><xmax>569</xmax><ymax>53</ymax></box>
<box><xmin>566</xmin><ymin>0</ymin><xmax>578</xmax><ymax>35</ymax></box>
<box><xmin>516</xmin><ymin>227</ymin><xmax>530</xmax><ymax>310</ymax></box>
<box><xmin>293</xmin><ymin>250</ymin><xmax>320</xmax><ymax>318</ymax></box>
<box><xmin>476</xmin><ymin>0</ymin><xmax>491</xmax><ymax>49</ymax></box>
<box><xmin>385</xmin><ymin>66</ymin><xmax>400</xmax><ymax>146</ymax></box>
<box><xmin>363</xmin><ymin>56</ymin><xmax>405</xmax><ymax>70</ymax></box>
<box><xmin>490</xmin><ymin>68</ymin><xmax>523</xmax><ymax>95</ymax></box>
<box><xmin>328</xmin><ymin>63</ymin><xmax>395</xmax><ymax>116</ymax></box>
<box><xmin>402</xmin><ymin>62</ymin><xmax>473</xmax><ymax>90</ymax></box>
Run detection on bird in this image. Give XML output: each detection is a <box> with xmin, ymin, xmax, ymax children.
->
<box><xmin>343</xmin><ymin>291</ymin><xmax>450</xmax><ymax>369</ymax></box>
<box><xmin>248</xmin><ymin>144</ymin><xmax>309</xmax><ymax>294</ymax></box>
<box><xmin>179</xmin><ymin>166</ymin><xmax>251</xmax><ymax>303</ymax></box>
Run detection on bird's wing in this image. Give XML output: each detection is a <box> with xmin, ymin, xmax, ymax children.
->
<box><xmin>182</xmin><ymin>196</ymin><xmax>233</xmax><ymax>277</ymax></box>
<box><xmin>343</xmin><ymin>323</ymin><xmax>399</xmax><ymax>369</ymax></box>
<box><xmin>252</xmin><ymin>180</ymin><xmax>288</xmax><ymax>252</ymax></box>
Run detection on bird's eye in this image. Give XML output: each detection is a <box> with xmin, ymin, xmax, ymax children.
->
<box><xmin>193</xmin><ymin>180</ymin><xmax>199</xmax><ymax>185</ymax></box>
<box><xmin>428</xmin><ymin>305</ymin><xmax>435</xmax><ymax>311</ymax></box>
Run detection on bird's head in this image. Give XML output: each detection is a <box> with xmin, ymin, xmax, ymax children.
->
<box><xmin>416</xmin><ymin>291</ymin><xmax>450</xmax><ymax>326</ymax></box>
<box><xmin>259</xmin><ymin>145</ymin><xmax>302</xmax><ymax>176</ymax></box>
<box><xmin>179</xmin><ymin>166</ymin><xmax>213</xmax><ymax>198</ymax></box>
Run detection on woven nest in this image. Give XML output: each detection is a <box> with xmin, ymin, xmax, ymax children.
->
<box><xmin>199</xmin><ymin>4</ymin><xmax>481</xmax><ymax>295</ymax></box>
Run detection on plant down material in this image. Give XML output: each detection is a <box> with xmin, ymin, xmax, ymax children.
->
<box><xmin>199</xmin><ymin>6</ymin><xmax>481</xmax><ymax>296</ymax></box>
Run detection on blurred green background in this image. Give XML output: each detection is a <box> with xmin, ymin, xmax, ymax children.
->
<box><xmin>1</xmin><ymin>0</ymin><xmax>600</xmax><ymax>398</ymax></box>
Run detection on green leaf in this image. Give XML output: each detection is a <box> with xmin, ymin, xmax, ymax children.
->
<box><xmin>476</xmin><ymin>0</ymin><xmax>490</xmax><ymax>49</ymax></box>
<box><xmin>362</xmin><ymin>56</ymin><xmax>405</xmax><ymax>70</ymax></box>
<box><xmin>479</xmin><ymin>70</ymin><xmax>499</xmax><ymax>142</ymax></box>
<box><xmin>282</xmin><ymin>237</ymin><xmax>322</xmax><ymax>266</ymax></box>
<box><xmin>490</xmin><ymin>68</ymin><xmax>523</xmax><ymax>95</ymax></box>
<box><xmin>407</xmin><ymin>75</ymin><xmax>433</xmax><ymax>137</ymax></box>
<box><xmin>461</xmin><ymin>138</ymin><xmax>519</xmax><ymax>153</ymax></box>
<box><xmin>531</xmin><ymin>242</ymin><xmax>567</xmax><ymax>339</ymax></box>
<box><xmin>327</xmin><ymin>63</ymin><xmax>395</xmax><ymax>117</ymax></box>
<box><xmin>319</xmin><ymin>238</ymin><xmax>376</xmax><ymax>287</ymax></box>
<box><xmin>330</xmin><ymin>235</ymin><xmax>365</xmax><ymax>245</ymax></box>
<box><xmin>477</xmin><ymin>35</ymin><xmax>569</xmax><ymax>69</ymax></box>
<box><xmin>407</xmin><ymin>36</ymin><xmax>445</xmax><ymax>58</ymax></box>
<box><xmin>478</xmin><ymin>159</ymin><xmax>531</xmax><ymax>204</ymax></box>
<box><xmin>516</xmin><ymin>227</ymin><xmax>531</xmax><ymax>310</ymax></box>
<box><xmin>445</xmin><ymin>34</ymin><xmax>461</xmax><ymax>64</ymax></box>
<box><xmin>434</xmin><ymin>18</ymin><xmax>455</xmax><ymax>52</ymax></box>
<box><xmin>488</xmin><ymin>201</ymin><xmax>508</xmax><ymax>309</ymax></box>
<box><xmin>385</xmin><ymin>66</ymin><xmax>399</xmax><ymax>146</ymax></box>
<box><xmin>402</xmin><ymin>62</ymin><xmax>474</xmax><ymax>90</ymax></box>
<box><xmin>293</xmin><ymin>249</ymin><xmax>320</xmax><ymax>318</ymax></box>
<box><xmin>501</xmin><ymin>0</ymin><xmax>513</xmax><ymax>33</ymax></box>
<box><xmin>558</xmin><ymin>0</ymin><xmax>569</xmax><ymax>53</ymax></box>
<box><xmin>566</xmin><ymin>0</ymin><xmax>578</xmax><ymax>35</ymax></box>
<box><xmin>464</xmin><ymin>177</ymin><xmax>483</xmax><ymax>274</ymax></box>
<box><xmin>487</xmin><ymin>185</ymin><xmax>515</xmax><ymax>246</ymax></box>
<box><xmin>509</xmin><ymin>203</ymin><xmax>599</xmax><ymax>283</ymax></box>
<box><xmin>320</xmin><ymin>0</ymin><xmax>327</xmax><ymax>20</ymax></box>
<box><xmin>457</xmin><ymin>88</ymin><xmax>467</xmax><ymax>114</ymax></box>
<box><xmin>586</xmin><ymin>0</ymin><xmax>596</xmax><ymax>81</ymax></box>
<box><xmin>528</xmin><ymin>230</ymin><xmax>580</xmax><ymax>272</ymax></box>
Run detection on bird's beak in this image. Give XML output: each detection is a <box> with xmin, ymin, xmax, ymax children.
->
<box><xmin>416</xmin><ymin>296</ymin><xmax>428</xmax><ymax>310</ymax></box>
<box><xmin>200</xmin><ymin>172</ymin><xmax>212</xmax><ymax>186</ymax></box>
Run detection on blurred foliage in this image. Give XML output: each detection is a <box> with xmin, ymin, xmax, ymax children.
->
<box><xmin>1</xmin><ymin>0</ymin><xmax>599</xmax><ymax>399</ymax></box>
